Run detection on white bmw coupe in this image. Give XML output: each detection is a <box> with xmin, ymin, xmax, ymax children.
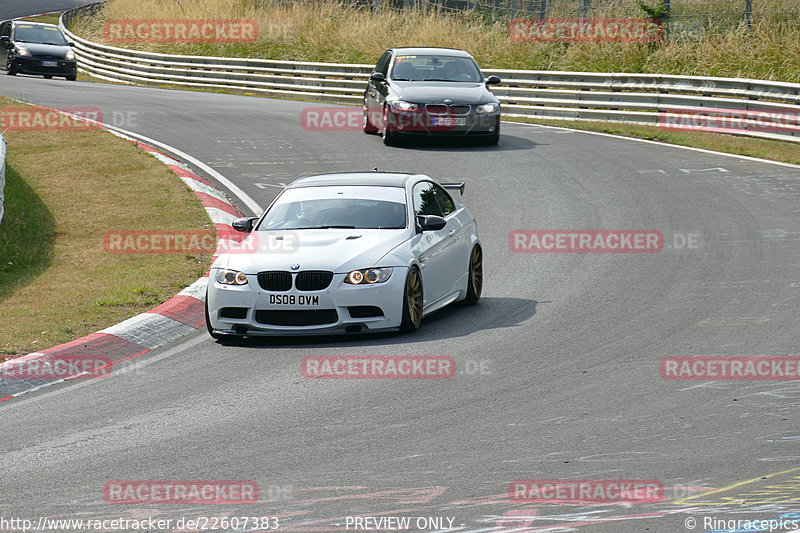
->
<box><xmin>205</xmin><ymin>171</ymin><xmax>482</xmax><ymax>339</ymax></box>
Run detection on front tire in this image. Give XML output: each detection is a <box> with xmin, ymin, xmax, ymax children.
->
<box><xmin>464</xmin><ymin>245</ymin><xmax>483</xmax><ymax>305</ymax></box>
<box><xmin>399</xmin><ymin>266</ymin><xmax>423</xmax><ymax>333</ymax></box>
<box><xmin>382</xmin><ymin>106</ymin><xmax>399</xmax><ymax>146</ymax></box>
<box><xmin>43</xmin><ymin>74</ymin><xmax>52</xmax><ymax>79</ymax></box>
<box><xmin>363</xmin><ymin>101</ymin><xmax>378</xmax><ymax>134</ymax></box>
<box><xmin>6</xmin><ymin>58</ymin><xmax>16</xmax><ymax>76</ymax></box>
<box><xmin>204</xmin><ymin>293</ymin><xmax>243</xmax><ymax>342</ymax></box>
<box><xmin>205</xmin><ymin>297</ymin><xmax>225</xmax><ymax>340</ymax></box>
<box><xmin>66</xmin><ymin>74</ymin><xmax>77</xmax><ymax>81</ymax></box>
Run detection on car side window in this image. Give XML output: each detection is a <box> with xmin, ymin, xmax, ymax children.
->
<box><xmin>375</xmin><ymin>51</ymin><xmax>391</xmax><ymax>76</ymax></box>
<box><xmin>432</xmin><ymin>185</ymin><xmax>455</xmax><ymax>216</ymax></box>
<box><xmin>413</xmin><ymin>182</ymin><xmax>444</xmax><ymax>218</ymax></box>
<box><xmin>1</xmin><ymin>23</ymin><xmax>10</xmax><ymax>39</ymax></box>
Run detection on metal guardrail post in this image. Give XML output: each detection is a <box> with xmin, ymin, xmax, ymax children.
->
<box><xmin>579</xmin><ymin>0</ymin><xmax>591</xmax><ymax>19</ymax></box>
<box><xmin>744</xmin><ymin>0</ymin><xmax>753</xmax><ymax>27</ymax></box>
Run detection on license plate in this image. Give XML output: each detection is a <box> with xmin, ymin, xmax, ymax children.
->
<box><xmin>268</xmin><ymin>294</ymin><xmax>319</xmax><ymax>306</ymax></box>
<box><xmin>431</xmin><ymin>117</ymin><xmax>466</xmax><ymax>126</ymax></box>
<box><xmin>42</xmin><ymin>61</ymin><xmax>58</xmax><ymax>67</ymax></box>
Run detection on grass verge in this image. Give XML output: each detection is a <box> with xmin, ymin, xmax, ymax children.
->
<box><xmin>0</xmin><ymin>97</ymin><xmax>212</xmax><ymax>358</ymax></box>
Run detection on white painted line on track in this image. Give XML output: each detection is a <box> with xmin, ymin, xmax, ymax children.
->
<box><xmin>506</xmin><ymin>120</ymin><xmax>800</xmax><ymax>170</ymax></box>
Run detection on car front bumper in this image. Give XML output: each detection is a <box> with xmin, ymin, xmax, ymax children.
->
<box><xmin>387</xmin><ymin>109</ymin><xmax>500</xmax><ymax>136</ymax></box>
<box><xmin>206</xmin><ymin>267</ymin><xmax>408</xmax><ymax>336</ymax></box>
<box><xmin>12</xmin><ymin>56</ymin><xmax>76</xmax><ymax>77</ymax></box>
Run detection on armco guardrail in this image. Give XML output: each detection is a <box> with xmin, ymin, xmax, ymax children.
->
<box><xmin>0</xmin><ymin>132</ymin><xmax>6</xmax><ymax>225</ymax></box>
<box><xmin>60</xmin><ymin>5</ymin><xmax>800</xmax><ymax>143</ymax></box>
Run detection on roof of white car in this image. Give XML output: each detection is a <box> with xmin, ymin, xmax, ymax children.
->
<box><xmin>287</xmin><ymin>172</ymin><xmax>419</xmax><ymax>188</ymax></box>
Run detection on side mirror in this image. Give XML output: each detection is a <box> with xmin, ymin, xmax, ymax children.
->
<box><xmin>68</xmin><ymin>41</ymin><xmax>75</xmax><ymax>47</ymax></box>
<box><xmin>232</xmin><ymin>216</ymin><xmax>257</xmax><ymax>232</ymax></box>
<box><xmin>370</xmin><ymin>72</ymin><xmax>385</xmax><ymax>83</ymax></box>
<box><xmin>0</xmin><ymin>36</ymin><xmax>9</xmax><ymax>43</ymax></box>
<box><xmin>417</xmin><ymin>214</ymin><xmax>447</xmax><ymax>232</ymax></box>
<box><xmin>485</xmin><ymin>75</ymin><xmax>501</xmax><ymax>85</ymax></box>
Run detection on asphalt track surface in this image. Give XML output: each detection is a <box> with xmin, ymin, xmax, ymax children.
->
<box><xmin>1</xmin><ymin>48</ymin><xmax>800</xmax><ymax>533</ymax></box>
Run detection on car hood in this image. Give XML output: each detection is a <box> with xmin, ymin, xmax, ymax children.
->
<box><xmin>392</xmin><ymin>82</ymin><xmax>498</xmax><ymax>105</ymax></box>
<box><xmin>212</xmin><ymin>228</ymin><xmax>411</xmax><ymax>274</ymax></box>
<box><xmin>15</xmin><ymin>42</ymin><xmax>70</xmax><ymax>58</ymax></box>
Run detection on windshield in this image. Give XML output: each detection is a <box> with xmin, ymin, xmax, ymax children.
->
<box><xmin>258</xmin><ymin>186</ymin><xmax>408</xmax><ymax>230</ymax></box>
<box><xmin>390</xmin><ymin>54</ymin><xmax>482</xmax><ymax>82</ymax></box>
<box><xmin>14</xmin><ymin>24</ymin><xmax>68</xmax><ymax>45</ymax></box>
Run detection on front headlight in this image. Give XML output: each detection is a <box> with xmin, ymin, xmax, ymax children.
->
<box><xmin>15</xmin><ymin>46</ymin><xmax>31</xmax><ymax>57</ymax></box>
<box><xmin>388</xmin><ymin>100</ymin><xmax>418</xmax><ymax>112</ymax></box>
<box><xmin>215</xmin><ymin>269</ymin><xmax>249</xmax><ymax>285</ymax></box>
<box><xmin>65</xmin><ymin>50</ymin><xmax>75</xmax><ymax>61</ymax></box>
<box><xmin>344</xmin><ymin>267</ymin><xmax>394</xmax><ymax>285</ymax></box>
<box><xmin>476</xmin><ymin>103</ymin><xmax>500</xmax><ymax>114</ymax></box>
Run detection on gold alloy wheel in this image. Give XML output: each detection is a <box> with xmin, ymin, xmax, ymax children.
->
<box><xmin>470</xmin><ymin>245</ymin><xmax>483</xmax><ymax>297</ymax></box>
<box><xmin>406</xmin><ymin>268</ymin><xmax>423</xmax><ymax>326</ymax></box>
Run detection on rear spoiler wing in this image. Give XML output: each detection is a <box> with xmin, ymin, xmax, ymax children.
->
<box><xmin>441</xmin><ymin>182</ymin><xmax>466</xmax><ymax>196</ymax></box>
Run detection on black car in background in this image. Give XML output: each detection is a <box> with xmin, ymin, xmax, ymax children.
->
<box><xmin>363</xmin><ymin>47</ymin><xmax>501</xmax><ymax>146</ymax></box>
<box><xmin>0</xmin><ymin>21</ymin><xmax>77</xmax><ymax>80</ymax></box>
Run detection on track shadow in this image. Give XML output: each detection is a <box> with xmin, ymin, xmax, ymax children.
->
<box><xmin>214</xmin><ymin>296</ymin><xmax>544</xmax><ymax>350</ymax></box>
<box><xmin>385</xmin><ymin>133</ymin><xmax>539</xmax><ymax>153</ymax></box>
<box><xmin>0</xmin><ymin>163</ymin><xmax>56</xmax><ymax>303</ymax></box>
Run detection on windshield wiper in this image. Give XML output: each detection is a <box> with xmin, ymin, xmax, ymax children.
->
<box><xmin>422</xmin><ymin>79</ymin><xmax>461</xmax><ymax>82</ymax></box>
<box><xmin>294</xmin><ymin>225</ymin><xmax>357</xmax><ymax>229</ymax></box>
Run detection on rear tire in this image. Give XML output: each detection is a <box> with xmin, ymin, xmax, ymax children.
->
<box><xmin>464</xmin><ymin>245</ymin><xmax>483</xmax><ymax>305</ymax></box>
<box><xmin>43</xmin><ymin>75</ymin><xmax>52</xmax><ymax>79</ymax></box>
<box><xmin>399</xmin><ymin>267</ymin><xmax>423</xmax><ymax>333</ymax></box>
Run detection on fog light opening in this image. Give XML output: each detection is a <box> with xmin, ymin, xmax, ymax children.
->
<box><xmin>345</xmin><ymin>325</ymin><xmax>363</xmax><ymax>333</ymax></box>
<box><xmin>234</xmin><ymin>325</ymin><xmax>248</xmax><ymax>335</ymax></box>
